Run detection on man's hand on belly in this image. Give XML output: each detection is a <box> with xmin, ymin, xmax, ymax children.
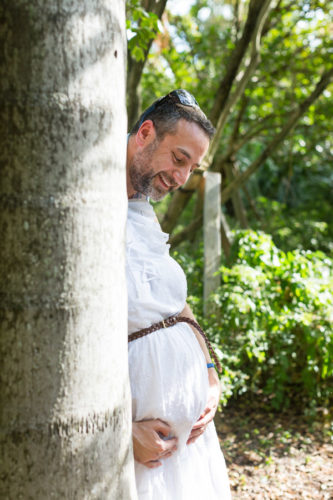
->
<box><xmin>187</xmin><ymin>367</ymin><xmax>221</xmax><ymax>445</ymax></box>
<box><xmin>132</xmin><ymin>419</ymin><xmax>178</xmax><ymax>468</ymax></box>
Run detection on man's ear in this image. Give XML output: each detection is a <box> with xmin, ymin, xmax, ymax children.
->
<box><xmin>135</xmin><ymin>120</ymin><xmax>156</xmax><ymax>147</ymax></box>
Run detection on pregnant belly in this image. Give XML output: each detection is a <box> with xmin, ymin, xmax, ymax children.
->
<box><xmin>128</xmin><ymin>323</ymin><xmax>208</xmax><ymax>446</ymax></box>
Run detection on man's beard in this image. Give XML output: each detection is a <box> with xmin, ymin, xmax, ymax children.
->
<box><xmin>129</xmin><ymin>141</ymin><xmax>175</xmax><ymax>201</ymax></box>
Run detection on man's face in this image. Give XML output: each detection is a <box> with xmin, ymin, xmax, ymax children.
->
<box><xmin>129</xmin><ymin>119</ymin><xmax>209</xmax><ymax>201</ymax></box>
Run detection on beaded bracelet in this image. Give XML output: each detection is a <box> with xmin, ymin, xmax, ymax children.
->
<box><xmin>207</xmin><ymin>363</ymin><xmax>215</xmax><ymax>369</ymax></box>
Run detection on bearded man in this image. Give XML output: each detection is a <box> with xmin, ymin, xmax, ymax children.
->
<box><xmin>126</xmin><ymin>90</ymin><xmax>231</xmax><ymax>499</ymax></box>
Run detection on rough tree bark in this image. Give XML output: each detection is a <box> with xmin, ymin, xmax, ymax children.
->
<box><xmin>0</xmin><ymin>1</ymin><xmax>137</xmax><ymax>499</ymax></box>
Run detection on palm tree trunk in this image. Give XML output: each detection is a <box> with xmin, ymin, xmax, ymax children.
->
<box><xmin>0</xmin><ymin>1</ymin><xmax>136</xmax><ymax>498</ymax></box>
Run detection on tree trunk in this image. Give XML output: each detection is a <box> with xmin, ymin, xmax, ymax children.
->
<box><xmin>161</xmin><ymin>171</ymin><xmax>203</xmax><ymax>234</ymax></box>
<box><xmin>205</xmin><ymin>0</ymin><xmax>275</xmax><ymax>168</ymax></box>
<box><xmin>242</xmin><ymin>184</ymin><xmax>263</xmax><ymax>223</ymax></box>
<box><xmin>209</xmin><ymin>0</ymin><xmax>274</xmax><ymax>125</ymax></box>
<box><xmin>169</xmin><ymin>216</ymin><xmax>203</xmax><ymax>250</ymax></box>
<box><xmin>0</xmin><ymin>1</ymin><xmax>136</xmax><ymax>499</ymax></box>
<box><xmin>224</xmin><ymin>162</ymin><xmax>248</xmax><ymax>228</ymax></box>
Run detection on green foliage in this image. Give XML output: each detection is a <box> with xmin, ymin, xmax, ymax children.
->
<box><xmin>127</xmin><ymin>0</ymin><xmax>333</xmax><ymax>412</ymax></box>
<box><xmin>175</xmin><ymin>230</ymin><xmax>333</xmax><ymax>411</ymax></box>
<box><xmin>173</xmin><ymin>241</ymin><xmax>205</xmax><ymax>300</ymax></box>
<box><xmin>138</xmin><ymin>0</ymin><xmax>333</xmax><ymax>203</ymax></box>
<box><xmin>251</xmin><ymin>197</ymin><xmax>333</xmax><ymax>257</ymax></box>
<box><xmin>126</xmin><ymin>0</ymin><xmax>160</xmax><ymax>61</ymax></box>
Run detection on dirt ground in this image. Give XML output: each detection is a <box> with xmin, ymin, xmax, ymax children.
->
<box><xmin>215</xmin><ymin>399</ymin><xmax>333</xmax><ymax>500</ymax></box>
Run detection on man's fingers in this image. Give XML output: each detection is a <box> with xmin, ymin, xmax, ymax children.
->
<box><xmin>187</xmin><ymin>424</ymin><xmax>207</xmax><ymax>444</ymax></box>
<box><xmin>187</xmin><ymin>431</ymin><xmax>203</xmax><ymax>445</ymax></box>
<box><xmin>154</xmin><ymin>419</ymin><xmax>173</xmax><ymax>437</ymax></box>
<box><xmin>187</xmin><ymin>437</ymin><xmax>196</xmax><ymax>445</ymax></box>
<box><xmin>143</xmin><ymin>444</ymin><xmax>176</xmax><ymax>466</ymax></box>
<box><xmin>163</xmin><ymin>437</ymin><xmax>178</xmax><ymax>449</ymax></box>
<box><xmin>144</xmin><ymin>460</ymin><xmax>162</xmax><ymax>469</ymax></box>
<box><xmin>191</xmin><ymin>427</ymin><xmax>205</xmax><ymax>438</ymax></box>
<box><xmin>192</xmin><ymin>414</ymin><xmax>212</xmax><ymax>429</ymax></box>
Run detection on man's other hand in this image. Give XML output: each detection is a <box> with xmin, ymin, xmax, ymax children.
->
<box><xmin>132</xmin><ymin>419</ymin><xmax>178</xmax><ymax>468</ymax></box>
<box><xmin>187</xmin><ymin>367</ymin><xmax>220</xmax><ymax>445</ymax></box>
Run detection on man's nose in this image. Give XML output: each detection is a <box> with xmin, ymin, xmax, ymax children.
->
<box><xmin>172</xmin><ymin>166</ymin><xmax>191</xmax><ymax>186</ymax></box>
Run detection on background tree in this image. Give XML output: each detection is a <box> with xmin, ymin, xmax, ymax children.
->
<box><xmin>126</xmin><ymin>0</ymin><xmax>333</xmax><ymax>411</ymax></box>
<box><xmin>0</xmin><ymin>1</ymin><xmax>136</xmax><ymax>498</ymax></box>
<box><xmin>127</xmin><ymin>0</ymin><xmax>333</xmax><ymax>247</ymax></box>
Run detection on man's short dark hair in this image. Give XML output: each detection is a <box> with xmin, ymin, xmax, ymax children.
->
<box><xmin>130</xmin><ymin>90</ymin><xmax>215</xmax><ymax>140</ymax></box>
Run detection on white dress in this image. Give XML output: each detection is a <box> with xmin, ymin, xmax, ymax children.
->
<box><xmin>127</xmin><ymin>199</ymin><xmax>231</xmax><ymax>500</ymax></box>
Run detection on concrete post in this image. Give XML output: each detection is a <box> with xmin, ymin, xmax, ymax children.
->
<box><xmin>203</xmin><ymin>172</ymin><xmax>222</xmax><ymax>315</ymax></box>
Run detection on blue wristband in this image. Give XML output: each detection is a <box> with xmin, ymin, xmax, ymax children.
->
<box><xmin>207</xmin><ymin>363</ymin><xmax>215</xmax><ymax>369</ymax></box>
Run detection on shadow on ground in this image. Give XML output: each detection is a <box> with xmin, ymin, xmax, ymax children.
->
<box><xmin>215</xmin><ymin>397</ymin><xmax>332</xmax><ymax>500</ymax></box>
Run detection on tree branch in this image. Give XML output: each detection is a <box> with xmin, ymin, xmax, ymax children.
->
<box><xmin>169</xmin><ymin>215</ymin><xmax>203</xmax><ymax>250</ymax></box>
<box><xmin>221</xmin><ymin>67</ymin><xmax>333</xmax><ymax>203</ymax></box>
<box><xmin>161</xmin><ymin>171</ymin><xmax>203</xmax><ymax>233</ymax></box>
<box><xmin>209</xmin><ymin>0</ymin><xmax>273</xmax><ymax>125</ymax></box>
<box><xmin>204</xmin><ymin>0</ymin><xmax>276</xmax><ymax>169</ymax></box>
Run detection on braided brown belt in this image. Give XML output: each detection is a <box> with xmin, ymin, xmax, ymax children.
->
<box><xmin>128</xmin><ymin>314</ymin><xmax>222</xmax><ymax>373</ymax></box>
